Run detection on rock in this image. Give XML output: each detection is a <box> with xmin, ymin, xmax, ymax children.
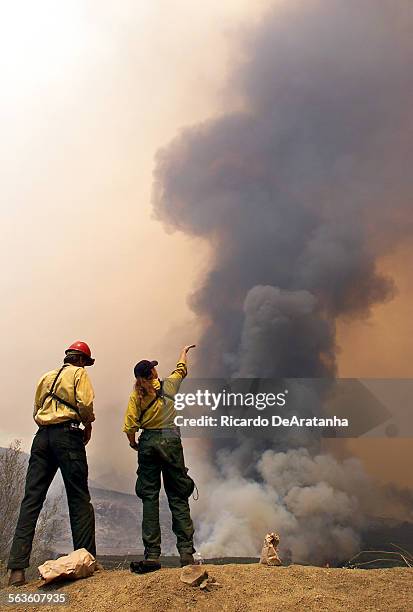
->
<box><xmin>180</xmin><ymin>565</ymin><xmax>209</xmax><ymax>587</ymax></box>
<box><xmin>199</xmin><ymin>577</ymin><xmax>222</xmax><ymax>591</ymax></box>
<box><xmin>260</xmin><ymin>532</ymin><xmax>282</xmax><ymax>566</ymax></box>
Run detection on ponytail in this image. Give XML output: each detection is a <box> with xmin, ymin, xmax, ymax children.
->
<box><xmin>134</xmin><ymin>376</ymin><xmax>156</xmax><ymax>403</ymax></box>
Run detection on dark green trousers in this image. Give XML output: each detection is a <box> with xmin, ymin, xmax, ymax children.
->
<box><xmin>135</xmin><ymin>429</ymin><xmax>195</xmax><ymax>559</ymax></box>
<box><xmin>8</xmin><ymin>422</ymin><xmax>96</xmax><ymax>570</ymax></box>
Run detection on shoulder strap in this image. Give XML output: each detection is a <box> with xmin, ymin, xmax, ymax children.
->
<box><xmin>159</xmin><ymin>379</ymin><xmax>176</xmax><ymax>402</ymax></box>
<box><xmin>47</xmin><ymin>392</ymin><xmax>81</xmax><ymax>417</ymax></box>
<box><xmin>49</xmin><ymin>365</ymin><xmax>68</xmax><ymax>395</ymax></box>
<box><xmin>41</xmin><ymin>364</ymin><xmax>81</xmax><ymax>418</ymax></box>
<box><xmin>36</xmin><ymin>365</ymin><xmax>67</xmax><ymax>415</ymax></box>
<box><xmin>140</xmin><ymin>380</ymin><xmax>175</xmax><ymax>414</ymax></box>
<box><xmin>141</xmin><ymin>382</ymin><xmax>162</xmax><ymax>414</ymax></box>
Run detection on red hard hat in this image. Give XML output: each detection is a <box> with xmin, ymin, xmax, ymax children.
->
<box><xmin>65</xmin><ymin>341</ymin><xmax>95</xmax><ymax>364</ymax></box>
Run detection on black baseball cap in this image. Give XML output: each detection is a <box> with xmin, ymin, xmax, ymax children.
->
<box><xmin>134</xmin><ymin>359</ymin><xmax>158</xmax><ymax>379</ymax></box>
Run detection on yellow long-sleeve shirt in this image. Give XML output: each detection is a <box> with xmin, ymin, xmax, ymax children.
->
<box><xmin>123</xmin><ymin>361</ymin><xmax>187</xmax><ymax>433</ymax></box>
<box><xmin>34</xmin><ymin>364</ymin><xmax>95</xmax><ymax>426</ymax></box>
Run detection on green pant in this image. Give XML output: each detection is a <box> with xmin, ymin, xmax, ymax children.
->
<box><xmin>8</xmin><ymin>422</ymin><xmax>96</xmax><ymax>570</ymax></box>
<box><xmin>135</xmin><ymin>429</ymin><xmax>195</xmax><ymax>559</ymax></box>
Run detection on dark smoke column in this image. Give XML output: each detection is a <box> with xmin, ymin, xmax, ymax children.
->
<box><xmin>153</xmin><ymin>0</ymin><xmax>412</xmax><ymax>379</ymax></box>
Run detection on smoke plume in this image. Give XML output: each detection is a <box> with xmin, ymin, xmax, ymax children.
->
<box><xmin>152</xmin><ymin>0</ymin><xmax>413</xmax><ymax>561</ymax></box>
<box><xmin>192</xmin><ymin>448</ymin><xmax>367</xmax><ymax>563</ymax></box>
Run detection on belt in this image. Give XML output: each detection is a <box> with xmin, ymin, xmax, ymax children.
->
<box><xmin>38</xmin><ymin>420</ymin><xmax>80</xmax><ymax>429</ymax></box>
<box><xmin>141</xmin><ymin>426</ymin><xmax>180</xmax><ymax>436</ymax></box>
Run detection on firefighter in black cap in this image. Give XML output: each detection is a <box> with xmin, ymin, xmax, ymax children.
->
<box><xmin>124</xmin><ymin>345</ymin><xmax>197</xmax><ymax>573</ymax></box>
<box><xmin>7</xmin><ymin>341</ymin><xmax>96</xmax><ymax>586</ymax></box>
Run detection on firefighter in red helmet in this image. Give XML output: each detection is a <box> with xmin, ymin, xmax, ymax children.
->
<box><xmin>7</xmin><ymin>342</ymin><xmax>96</xmax><ymax>586</ymax></box>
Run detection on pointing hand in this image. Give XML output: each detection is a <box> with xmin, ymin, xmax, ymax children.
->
<box><xmin>183</xmin><ymin>345</ymin><xmax>196</xmax><ymax>354</ymax></box>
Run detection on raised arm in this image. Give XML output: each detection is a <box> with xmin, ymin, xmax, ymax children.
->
<box><xmin>177</xmin><ymin>344</ymin><xmax>196</xmax><ymax>366</ymax></box>
<box><xmin>164</xmin><ymin>345</ymin><xmax>196</xmax><ymax>398</ymax></box>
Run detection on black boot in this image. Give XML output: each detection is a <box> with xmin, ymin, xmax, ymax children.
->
<box><xmin>130</xmin><ymin>559</ymin><xmax>161</xmax><ymax>574</ymax></box>
<box><xmin>180</xmin><ymin>553</ymin><xmax>195</xmax><ymax>567</ymax></box>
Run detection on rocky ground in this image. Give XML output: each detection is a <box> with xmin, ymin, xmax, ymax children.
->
<box><xmin>1</xmin><ymin>563</ymin><xmax>412</xmax><ymax>612</ymax></box>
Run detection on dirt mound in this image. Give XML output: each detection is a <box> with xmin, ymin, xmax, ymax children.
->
<box><xmin>2</xmin><ymin>564</ymin><xmax>412</xmax><ymax>612</ymax></box>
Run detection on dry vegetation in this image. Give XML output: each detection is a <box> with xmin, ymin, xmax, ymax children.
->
<box><xmin>0</xmin><ymin>441</ymin><xmax>64</xmax><ymax>580</ymax></box>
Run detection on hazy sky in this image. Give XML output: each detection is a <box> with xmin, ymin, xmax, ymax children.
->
<box><xmin>0</xmin><ymin>1</ymin><xmax>411</xmax><ymax>488</ymax></box>
<box><xmin>0</xmin><ymin>0</ymin><xmax>268</xmax><ymax>480</ymax></box>
<box><xmin>0</xmin><ymin>0</ymin><xmax>264</xmax><ymax>422</ymax></box>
